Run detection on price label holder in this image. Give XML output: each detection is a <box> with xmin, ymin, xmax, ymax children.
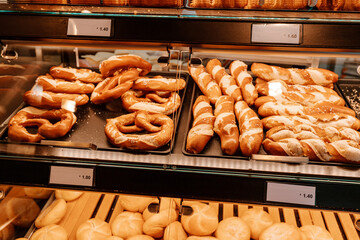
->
<box><xmin>67</xmin><ymin>18</ymin><xmax>112</xmax><ymax>37</ymax></box>
<box><xmin>251</xmin><ymin>23</ymin><xmax>302</xmax><ymax>45</ymax></box>
<box><xmin>266</xmin><ymin>182</ymin><xmax>316</xmax><ymax>206</ymax></box>
<box><xmin>49</xmin><ymin>166</ymin><xmax>95</xmax><ymax>187</ymax></box>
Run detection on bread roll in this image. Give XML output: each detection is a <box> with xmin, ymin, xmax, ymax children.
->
<box><xmin>186</xmin><ymin>237</ymin><xmax>218</xmax><ymax>240</ymax></box>
<box><xmin>105</xmin><ymin>237</ymin><xmax>124</xmax><ymax>240</ymax></box>
<box><xmin>6</xmin><ymin>197</ymin><xmax>40</xmax><ymax>227</ymax></box>
<box><xmin>35</xmin><ymin>199</ymin><xmax>67</xmax><ymax>228</ymax></box>
<box><xmin>240</xmin><ymin>209</ymin><xmax>273</xmax><ymax>240</ymax></box>
<box><xmin>300</xmin><ymin>225</ymin><xmax>333</xmax><ymax>240</ymax></box>
<box><xmin>181</xmin><ymin>202</ymin><xmax>218</xmax><ymax>236</ymax></box>
<box><xmin>24</xmin><ymin>188</ymin><xmax>53</xmax><ymax>199</ymax></box>
<box><xmin>118</xmin><ymin>195</ymin><xmax>156</xmax><ymax>213</ymax></box>
<box><xmin>164</xmin><ymin>221</ymin><xmax>187</xmax><ymax>240</ymax></box>
<box><xmin>0</xmin><ymin>222</ymin><xmax>14</xmax><ymax>240</ymax></box>
<box><xmin>215</xmin><ymin>217</ymin><xmax>250</xmax><ymax>240</ymax></box>
<box><xmin>76</xmin><ymin>218</ymin><xmax>112</xmax><ymax>240</ymax></box>
<box><xmin>111</xmin><ymin>211</ymin><xmax>144</xmax><ymax>239</ymax></box>
<box><xmin>55</xmin><ymin>190</ymin><xmax>83</xmax><ymax>201</ymax></box>
<box><xmin>16</xmin><ymin>238</ymin><xmax>28</xmax><ymax>240</ymax></box>
<box><xmin>259</xmin><ymin>223</ymin><xmax>303</xmax><ymax>240</ymax></box>
<box><xmin>30</xmin><ymin>224</ymin><xmax>68</xmax><ymax>240</ymax></box>
<box><xmin>127</xmin><ymin>235</ymin><xmax>154</xmax><ymax>240</ymax></box>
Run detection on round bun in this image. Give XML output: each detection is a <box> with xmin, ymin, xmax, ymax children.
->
<box><xmin>181</xmin><ymin>202</ymin><xmax>218</xmax><ymax>236</ymax></box>
<box><xmin>0</xmin><ymin>222</ymin><xmax>14</xmax><ymax>240</ymax></box>
<box><xmin>16</xmin><ymin>238</ymin><xmax>28</xmax><ymax>240</ymax></box>
<box><xmin>127</xmin><ymin>235</ymin><xmax>154</xmax><ymax>240</ymax></box>
<box><xmin>76</xmin><ymin>218</ymin><xmax>112</xmax><ymax>240</ymax></box>
<box><xmin>215</xmin><ymin>217</ymin><xmax>250</xmax><ymax>240</ymax></box>
<box><xmin>55</xmin><ymin>190</ymin><xmax>83</xmax><ymax>202</ymax></box>
<box><xmin>259</xmin><ymin>223</ymin><xmax>303</xmax><ymax>240</ymax></box>
<box><xmin>35</xmin><ymin>199</ymin><xmax>67</xmax><ymax>228</ymax></box>
<box><xmin>30</xmin><ymin>224</ymin><xmax>68</xmax><ymax>240</ymax></box>
<box><xmin>6</xmin><ymin>197</ymin><xmax>40</xmax><ymax>227</ymax></box>
<box><xmin>240</xmin><ymin>208</ymin><xmax>274</xmax><ymax>240</ymax></box>
<box><xmin>111</xmin><ymin>211</ymin><xmax>144</xmax><ymax>239</ymax></box>
<box><xmin>186</xmin><ymin>237</ymin><xmax>218</xmax><ymax>240</ymax></box>
<box><xmin>300</xmin><ymin>225</ymin><xmax>333</xmax><ymax>240</ymax></box>
<box><xmin>24</xmin><ymin>188</ymin><xmax>53</xmax><ymax>199</ymax></box>
<box><xmin>164</xmin><ymin>221</ymin><xmax>187</xmax><ymax>240</ymax></box>
<box><xmin>118</xmin><ymin>195</ymin><xmax>155</xmax><ymax>213</ymax></box>
<box><xmin>105</xmin><ymin>237</ymin><xmax>124</xmax><ymax>240</ymax></box>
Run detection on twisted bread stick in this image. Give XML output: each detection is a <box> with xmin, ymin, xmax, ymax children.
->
<box><xmin>251</xmin><ymin>63</ymin><xmax>338</xmax><ymax>86</ymax></box>
<box><xmin>214</xmin><ymin>96</ymin><xmax>239</xmax><ymax>155</ymax></box>
<box><xmin>229</xmin><ymin>60</ymin><xmax>258</xmax><ymax>106</ymax></box>
<box><xmin>206</xmin><ymin>59</ymin><xmax>242</xmax><ymax>101</ymax></box>
<box><xmin>234</xmin><ymin>101</ymin><xmax>263</xmax><ymax>156</ymax></box>
<box><xmin>186</xmin><ymin>95</ymin><xmax>215</xmax><ymax>154</ymax></box>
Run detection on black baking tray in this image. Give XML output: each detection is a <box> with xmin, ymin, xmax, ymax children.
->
<box><xmin>0</xmin><ymin>71</ymin><xmax>189</xmax><ymax>155</ymax></box>
<box><xmin>336</xmin><ymin>79</ymin><xmax>360</xmax><ymax>119</ymax></box>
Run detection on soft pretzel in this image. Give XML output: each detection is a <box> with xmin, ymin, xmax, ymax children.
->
<box><xmin>99</xmin><ymin>54</ymin><xmax>152</xmax><ymax>78</ymax></box>
<box><xmin>186</xmin><ymin>95</ymin><xmax>215</xmax><ymax>154</ymax></box>
<box><xmin>8</xmin><ymin>106</ymin><xmax>76</xmax><ymax>142</ymax></box>
<box><xmin>206</xmin><ymin>59</ymin><xmax>242</xmax><ymax>101</ymax></box>
<box><xmin>49</xmin><ymin>66</ymin><xmax>103</xmax><ymax>83</ymax></box>
<box><xmin>121</xmin><ymin>90</ymin><xmax>181</xmax><ymax>115</ymax></box>
<box><xmin>105</xmin><ymin>111</ymin><xmax>174</xmax><ymax>150</ymax></box>
<box><xmin>188</xmin><ymin>65</ymin><xmax>222</xmax><ymax>104</ymax></box>
<box><xmin>133</xmin><ymin>76</ymin><xmax>186</xmax><ymax>92</ymax></box>
<box><xmin>24</xmin><ymin>90</ymin><xmax>89</xmax><ymax>109</ymax></box>
<box><xmin>91</xmin><ymin>68</ymin><xmax>140</xmax><ymax>104</ymax></box>
<box><xmin>234</xmin><ymin>101</ymin><xmax>263</xmax><ymax>156</ymax></box>
<box><xmin>251</xmin><ymin>63</ymin><xmax>338</xmax><ymax>86</ymax></box>
<box><xmin>36</xmin><ymin>75</ymin><xmax>95</xmax><ymax>94</ymax></box>
<box><xmin>229</xmin><ymin>60</ymin><xmax>258</xmax><ymax>106</ymax></box>
<box><xmin>262</xmin><ymin>114</ymin><xmax>360</xmax><ymax>130</ymax></box>
<box><xmin>257</xmin><ymin>101</ymin><xmax>355</xmax><ymax>117</ymax></box>
<box><xmin>214</xmin><ymin>96</ymin><xmax>239</xmax><ymax>155</ymax></box>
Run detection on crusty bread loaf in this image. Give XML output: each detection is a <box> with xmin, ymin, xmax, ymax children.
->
<box><xmin>55</xmin><ymin>190</ymin><xmax>83</xmax><ymax>202</ymax></box>
<box><xmin>76</xmin><ymin>218</ymin><xmax>112</xmax><ymax>240</ymax></box>
<box><xmin>35</xmin><ymin>199</ymin><xmax>67</xmax><ymax>228</ymax></box>
<box><xmin>215</xmin><ymin>217</ymin><xmax>250</xmax><ymax>240</ymax></box>
<box><xmin>240</xmin><ymin>209</ymin><xmax>273</xmax><ymax>240</ymax></box>
<box><xmin>259</xmin><ymin>223</ymin><xmax>303</xmax><ymax>240</ymax></box>
<box><xmin>30</xmin><ymin>224</ymin><xmax>68</xmax><ymax>240</ymax></box>
<box><xmin>111</xmin><ymin>211</ymin><xmax>144</xmax><ymax>239</ymax></box>
<box><xmin>163</xmin><ymin>221</ymin><xmax>187</xmax><ymax>240</ymax></box>
<box><xmin>118</xmin><ymin>195</ymin><xmax>155</xmax><ymax>212</ymax></box>
<box><xmin>6</xmin><ymin>197</ymin><xmax>40</xmax><ymax>227</ymax></box>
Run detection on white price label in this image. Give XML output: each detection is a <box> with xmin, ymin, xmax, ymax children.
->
<box><xmin>67</xmin><ymin>18</ymin><xmax>112</xmax><ymax>37</ymax></box>
<box><xmin>266</xmin><ymin>182</ymin><xmax>316</xmax><ymax>206</ymax></box>
<box><xmin>49</xmin><ymin>166</ymin><xmax>94</xmax><ymax>187</ymax></box>
<box><xmin>251</xmin><ymin>23</ymin><xmax>301</xmax><ymax>44</ymax></box>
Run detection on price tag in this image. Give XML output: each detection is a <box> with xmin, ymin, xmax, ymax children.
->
<box><xmin>49</xmin><ymin>166</ymin><xmax>94</xmax><ymax>187</ymax></box>
<box><xmin>266</xmin><ymin>182</ymin><xmax>316</xmax><ymax>206</ymax></box>
<box><xmin>67</xmin><ymin>18</ymin><xmax>112</xmax><ymax>37</ymax></box>
<box><xmin>251</xmin><ymin>23</ymin><xmax>301</xmax><ymax>44</ymax></box>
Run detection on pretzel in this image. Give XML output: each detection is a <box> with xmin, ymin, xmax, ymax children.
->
<box><xmin>99</xmin><ymin>54</ymin><xmax>152</xmax><ymax>78</ymax></box>
<box><xmin>90</xmin><ymin>68</ymin><xmax>140</xmax><ymax>104</ymax></box>
<box><xmin>133</xmin><ymin>76</ymin><xmax>186</xmax><ymax>92</ymax></box>
<box><xmin>186</xmin><ymin>95</ymin><xmax>215</xmax><ymax>154</ymax></box>
<box><xmin>105</xmin><ymin>111</ymin><xmax>174</xmax><ymax>150</ymax></box>
<box><xmin>251</xmin><ymin>63</ymin><xmax>338</xmax><ymax>86</ymax></box>
<box><xmin>8</xmin><ymin>106</ymin><xmax>76</xmax><ymax>142</ymax></box>
<box><xmin>214</xmin><ymin>96</ymin><xmax>239</xmax><ymax>155</ymax></box>
<box><xmin>261</xmin><ymin>114</ymin><xmax>360</xmax><ymax>130</ymax></box>
<box><xmin>24</xmin><ymin>90</ymin><xmax>89</xmax><ymax>109</ymax></box>
<box><xmin>206</xmin><ymin>59</ymin><xmax>242</xmax><ymax>101</ymax></box>
<box><xmin>257</xmin><ymin>101</ymin><xmax>355</xmax><ymax>117</ymax></box>
<box><xmin>36</xmin><ymin>75</ymin><xmax>95</xmax><ymax>94</ymax></box>
<box><xmin>229</xmin><ymin>60</ymin><xmax>258</xmax><ymax>106</ymax></box>
<box><xmin>234</xmin><ymin>101</ymin><xmax>263</xmax><ymax>156</ymax></box>
<box><xmin>49</xmin><ymin>66</ymin><xmax>103</xmax><ymax>83</ymax></box>
<box><xmin>188</xmin><ymin>65</ymin><xmax>222</xmax><ymax>104</ymax></box>
<box><xmin>121</xmin><ymin>90</ymin><xmax>181</xmax><ymax>115</ymax></box>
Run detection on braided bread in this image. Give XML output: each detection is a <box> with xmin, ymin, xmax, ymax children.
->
<box><xmin>234</xmin><ymin>101</ymin><xmax>263</xmax><ymax>156</ymax></box>
<box><xmin>206</xmin><ymin>59</ymin><xmax>242</xmax><ymax>101</ymax></box>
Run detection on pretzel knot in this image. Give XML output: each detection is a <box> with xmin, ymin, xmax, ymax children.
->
<box><xmin>8</xmin><ymin>106</ymin><xmax>77</xmax><ymax>142</ymax></box>
<box><xmin>105</xmin><ymin>111</ymin><xmax>174</xmax><ymax>150</ymax></box>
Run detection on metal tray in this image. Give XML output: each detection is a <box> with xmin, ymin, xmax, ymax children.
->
<box><xmin>337</xmin><ymin>79</ymin><xmax>360</xmax><ymax>119</ymax></box>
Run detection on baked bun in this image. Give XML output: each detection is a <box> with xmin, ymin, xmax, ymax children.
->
<box><xmin>164</xmin><ymin>221</ymin><xmax>187</xmax><ymax>240</ymax></box>
<box><xmin>105</xmin><ymin>237</ymin><xmax>124</xmax><ymax>240</ymax></box>
<box><xmin>6</xmin><ymin>197</ymin><xmax>40</xmax><ymax>227</ymax></box>
<box><xmin>186</xmin><ymin>237</ymin><xmax>218</xmax><ymax>240</ymax></box>
<box><xmin>55</xmin><ymin>190</ymin><xmax>83</xmax><ymax>201</ymax></box>
<box><xmin>240</xmin><ymin>208</ymin><xmax>274</xmax><ymax>240</ymax></box>
<box><xmin>24</xmin><ymin>188</ymin><xmax>53</xmax><ymax>199</ymax></box>
<box><xmin>118</xmin><ymin>195</ymin><xmax>155</xmax><ymax>212</ymax></box>
<box><xmin>300</xmin><ymin>225</ymin><xmax>333</xmax><ymax>240</ymax></box>
<box><xmin>143</xmin><ymin>198</ymin><xmax>178</xmax><ymax>221</ymax></box>
<box><xmin>259</xmin><ymin>223</ymin><xmax>303</xmax><ymax>240</ymax></box>
<box><xmin>111</xmin><ymin>211</ymin><xmax>144</xmax><ymax>239</ymax></box>
<box><xmin>181</xmin><ymin>202</ymin><xmax>218</xmax><ymax>236</ymax></box>
<box><xmin>30</xmin><ymin>224</ymin><xmax>68</xmax><ymax>240</ymax></box>
<box><xmin>35</xmin><ymin>199</ymin><xmax>67</xmax><ymax>228</ymax></box>
<box><xmin>15</xmin><ymin>238</ymin><xmax>28</xmax><ymax>240</ymax></box>
<box><xmin>76</xmin><ymin>218</ymin><xmax>112</xmax><ymax>240</ymax></box>
<box><xmin>0</xmin><ymin>222</ymin><xmax>14</xmax><ymax>240</ymax></box>
<box><xmin>127</xmin><ymin>235</ymin><xmax>154</xmax><ymax>240</ymax></box>
<box><xmin>215</xmin><ymin>217</ymin><xmax>250</xmax><ymax>240</ymax></box>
